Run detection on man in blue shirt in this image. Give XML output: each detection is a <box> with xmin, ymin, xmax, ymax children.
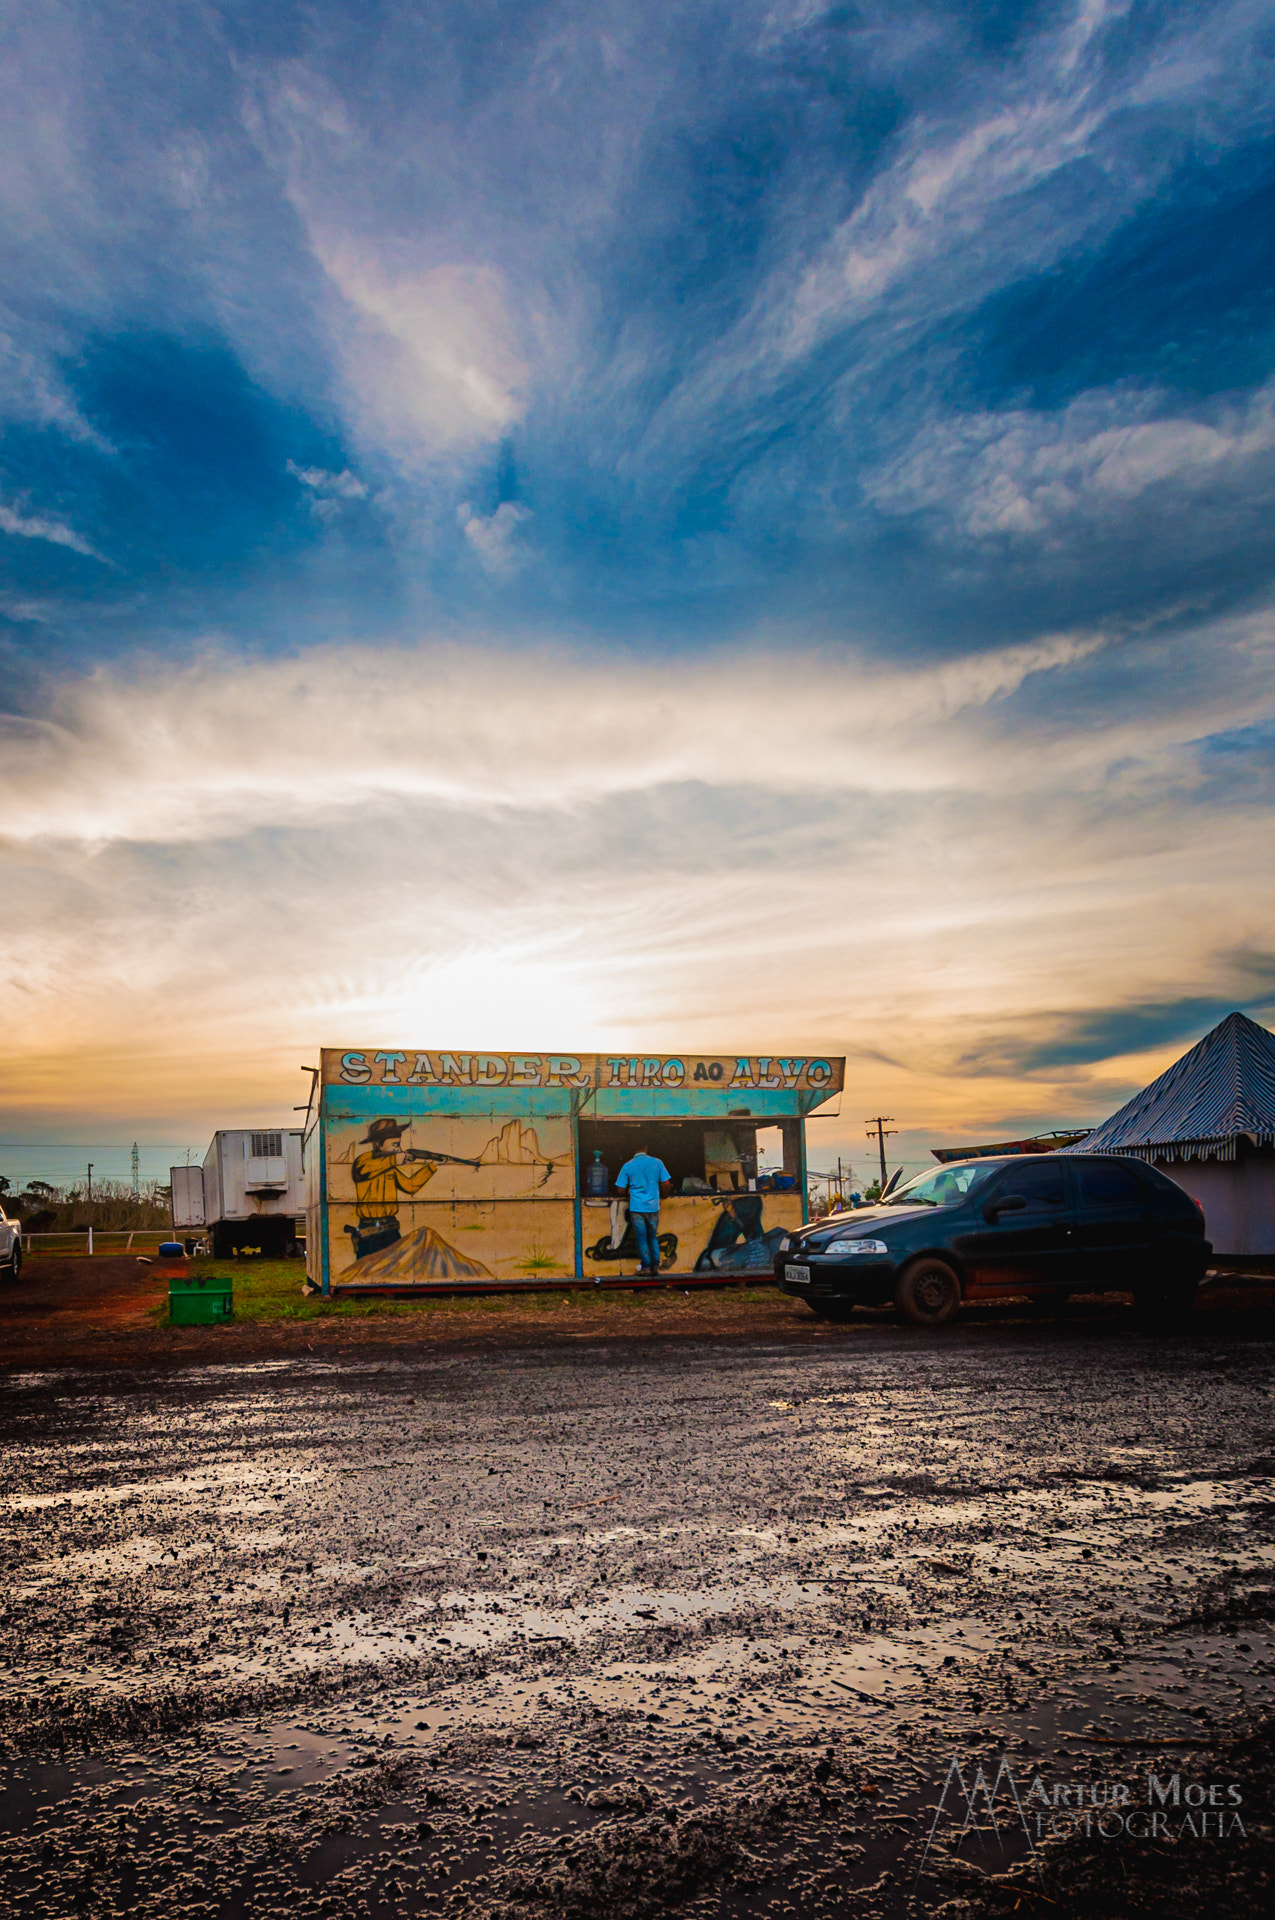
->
<box><xmin>615</xmin><ymin>1148</ymin><xmax>672</xmax><ymax>1275</ymax></box>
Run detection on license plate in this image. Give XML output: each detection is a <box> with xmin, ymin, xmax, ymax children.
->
<box><xmin>785</xmin><ymin>1264</ymin><xmax>811</xmax><ymax>1285</ymax></box>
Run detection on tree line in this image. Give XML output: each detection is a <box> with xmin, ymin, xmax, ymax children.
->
<box><xmin>0</xmin><ymin>1176</ymin><xmax>172</xmax><ymax>1232</ymax></box>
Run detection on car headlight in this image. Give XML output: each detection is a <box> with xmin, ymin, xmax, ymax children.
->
<box><xmin>777</xmin><ymin>1235</ymin><xmax>791</xmax><ymax>1252</ymax></box>
<box><xmin>823</xmin><ymin>1238</ymin><xmax>889</xmax><ymax>1257</ymax></box>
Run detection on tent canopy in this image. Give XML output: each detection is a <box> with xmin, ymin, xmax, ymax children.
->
<box><xmin>1064</xmin><ymin>1011</ymin><xmax>1275</xmax><ymax>1163</ymax></box>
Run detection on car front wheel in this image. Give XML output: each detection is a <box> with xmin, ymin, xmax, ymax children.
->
<box><xmin>895</xmin><ymin>1257</ymin><xmax>961</xmax><ymax>1327</ymax></box>
<box><xmin>2</xmin><ymin>1245</ymin><xmax>18</xmax><ymax>1283</ymax></box>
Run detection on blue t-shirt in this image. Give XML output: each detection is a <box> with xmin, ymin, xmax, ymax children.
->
<box><xmin>616</xmin><ymin>1153</ymin><xmax>671</xmax><ymax>1213</ymax></box>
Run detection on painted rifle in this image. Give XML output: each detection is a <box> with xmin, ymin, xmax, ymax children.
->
<box><xmin>404</xmin><ymin>1145</ymin><xmax>557</xmax><ymax>1188</ymax></box>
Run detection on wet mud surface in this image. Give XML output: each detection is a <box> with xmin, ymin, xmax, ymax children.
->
<box><xmin>2</xmin><ymin>1309</ymin><xmax>1273</xmax><ymax>1916</ymax></box>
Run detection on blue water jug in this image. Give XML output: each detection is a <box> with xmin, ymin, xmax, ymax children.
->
<box><xmin>584</xmin><ymin>1150</ymin><xmax>609</xmax><ymax>1198</ymax></box>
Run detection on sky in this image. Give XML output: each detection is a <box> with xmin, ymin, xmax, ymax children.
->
<box><xmin>3</xmin><ymin>0</ymin><xmax>1275</xmax><ymax>1183</ymax></box>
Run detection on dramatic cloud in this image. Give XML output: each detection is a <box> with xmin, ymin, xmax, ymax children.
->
<box><xmin>2</xmin><ymin>0</ymin><xmax>1274</xmax><ymax>1159</ymax></box>
<box><xmin>3</xmin><ymin>607</ymin><xmax>1274</xmax><ymax>1155</ymax></box>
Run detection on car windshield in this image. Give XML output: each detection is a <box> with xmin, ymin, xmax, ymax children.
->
<box><xmin>883</xmin><ymin>1163</ymin><xmax>999</xmax><ymax>1207</ymax></box>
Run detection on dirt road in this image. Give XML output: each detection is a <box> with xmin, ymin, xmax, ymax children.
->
<box><xmin>1</xmin><ymin>1305</ymin><xmax>1273</xmax><ymax>1916</ymax></box>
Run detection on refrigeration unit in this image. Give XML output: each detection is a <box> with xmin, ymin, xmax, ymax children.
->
<box><xmin>170</xmin><ymin>1129</ymin><xmax>305</xmax><ymax>1257</ymax></box>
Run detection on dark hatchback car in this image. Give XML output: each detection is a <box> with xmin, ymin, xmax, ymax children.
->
<box><xmin>775</xmin><ymin>1154</ymin><xmax>1211</xmax><ymax>1326</ymax></box>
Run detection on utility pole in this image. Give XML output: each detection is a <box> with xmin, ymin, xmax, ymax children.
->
<box><xmin>865</xmin><ymin>1117</ymin><xmax>897</xmax><ymax>1191</ymax></box>
<box><xmin>131</xmin><ymin>1141</ymin><xmax>140</xmax><ymax>1199</ymax></box>
<box><xmin>86</xmin><ymin>1162</ymin><xmax>93</xmax><ymax>1201</ymax></box>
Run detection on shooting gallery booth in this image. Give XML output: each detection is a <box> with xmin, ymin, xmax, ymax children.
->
<box><xmin>305</xmin><ymin>1049</ymin><xmax>846</xmax><ymax>1295</ymax></box>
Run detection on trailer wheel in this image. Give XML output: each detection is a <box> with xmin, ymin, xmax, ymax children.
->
<box><xmin>895</xmin><ymin>1257</ymin><xmax>961</xmax><ymax>1327</ymax></box>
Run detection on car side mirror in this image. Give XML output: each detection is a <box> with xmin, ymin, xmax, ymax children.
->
<box><xmin>986</xmin><ymin>1193</ymin><xmax>1027</xmax><ymax>1221</ymax></box>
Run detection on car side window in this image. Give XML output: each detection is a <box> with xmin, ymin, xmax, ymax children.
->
<box><xmin>995</xmin><ymin>1163</ymin><xmax>1066</xmax><ymax>1208</ymax></box>
<box><xmin>1077</xmin><ymin>1162</ymin><xmax>1143</xmax><ymax>1206</ymax></box>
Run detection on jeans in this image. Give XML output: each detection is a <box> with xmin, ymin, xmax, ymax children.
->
<box><xmin>631</xmin><ymin>1210</ymin><xmax>661</xmax><ymax>1272</ymax></box>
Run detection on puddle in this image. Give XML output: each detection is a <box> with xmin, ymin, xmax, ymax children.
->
<box><xmin>4</xmin><ymin>1331</ymin><xmax>1275</xmax><ymax>1913</ymax></box>
<box><xmin>3</xmin><ymin>1618</ymin><xmax>1269</xmax><ymax>1917</ymax></box>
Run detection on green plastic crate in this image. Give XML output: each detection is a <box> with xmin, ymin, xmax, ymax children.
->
<box><xmin>169</xmin><ymin>1272</ymin><xmax>233</xmax><ymax>1326</ymax></box>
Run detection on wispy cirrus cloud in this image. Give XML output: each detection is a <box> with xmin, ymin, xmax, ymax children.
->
<box><xmin>250</xmin><ymin>63</ymin><xmax>532</xmax><ymax>470</ymax></box>
<box><xmin>866</xmin><ymin>380</ymin><xmax>1275</xmax><ymax>540</ymax></box>
<box><xmin>0</xmin><ymin>331</ymin><xmax>113</xmax><ymax>449</ymax></box>
<box><xmin>457</xmin><ymin>500</ymin><xmax>533</xmax><ymax>577</ymax></box>
<box><xmin>0</xmin><ymin>626</ymin><xmax>1110</xmax><ymax>844</ymax></box>
<box><xmin>311</xmin><ymin>248</ymin><xmax>529</xmax><ymax>465</ymax></box>
<box><xmin>774</xmin><ymin>0</ymin><xmax>1271</xmax><ymax>358</ymax></box>
<box><xmin>286</xmin><ymin>459</ymin><xmax>369</xmax><ymax>523</ymax></box>
<box><xmin>286</xmin><ymin>461</ymin><xmax>367</xmax><ymax>500</ymax></box>
<box><xmin>0</xmin><ymin>498</ymin><xmax>105</xmax><ymax>561</ymax></box>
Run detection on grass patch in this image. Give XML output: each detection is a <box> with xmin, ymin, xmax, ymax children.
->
<box><xmin>161</xmin><ymin>1259</ymin><xmax>778</xmax><ymax>1325</ymax></box>
<box><xmin>180</xmin><ymin>1258</ymin><xmax>481</xmax><ymax>1323</ymax></box>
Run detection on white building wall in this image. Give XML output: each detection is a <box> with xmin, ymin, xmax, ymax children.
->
<box><xmin>1155</xmin><ymin>1150</ymin><xmax>1275</xmax><ymax>1258</ymax></box>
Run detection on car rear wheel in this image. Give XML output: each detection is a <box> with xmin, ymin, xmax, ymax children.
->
<box><xmin>895</xmin><ymin>1257</ymin><xmax>961</xmax><ymax>1327</ymax></box>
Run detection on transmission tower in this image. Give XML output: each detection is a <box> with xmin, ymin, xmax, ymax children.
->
<box><xmin>131</xmin><ymin>1141</ymin><xmax>140</xmax><ymax>1199</ymax></box>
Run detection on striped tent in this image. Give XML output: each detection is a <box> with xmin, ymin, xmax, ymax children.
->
<box><xmin>1065</xmin><ymin>1011</ymin><xmax>1275</xmax><ymax>1260</ymax></box>
<box><xmin>1067</xmin><ymin>1011</ymin><xmax>1275</xmax><ymax>1164</ymax></box>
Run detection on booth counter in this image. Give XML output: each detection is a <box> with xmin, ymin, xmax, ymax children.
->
<box><xmin>304</xmin><ymin>1049</ymin><xmax>845</xmax><ymax>1295</ymax></box>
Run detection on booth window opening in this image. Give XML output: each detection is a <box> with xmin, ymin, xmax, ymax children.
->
<box><xmin>576</xmin><ymin>1117</ymin><xmax>800</xmax><ymax>1196</ymax></box>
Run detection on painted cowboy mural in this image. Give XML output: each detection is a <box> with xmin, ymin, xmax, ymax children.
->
<box><xmin>341</xmin><ymin>1116</ymin><xmax>493</xmax><ymax>1282</ymax></box>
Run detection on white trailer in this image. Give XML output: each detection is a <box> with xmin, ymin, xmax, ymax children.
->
<box><xmin>171</xmin><ymin>1130</ymin><xmax>305</xmax><ymax>1258</ymax></box>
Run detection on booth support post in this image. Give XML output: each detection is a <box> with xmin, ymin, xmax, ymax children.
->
<box><xmin>319</xmin><ymin>1107</ymin><xmax>331</xmax><ymax>1298</ymax></box>
<box><xmin>571</xmin><ymin>1087</ymin><xmax>584</xmax><ymax>1280</ymax></box>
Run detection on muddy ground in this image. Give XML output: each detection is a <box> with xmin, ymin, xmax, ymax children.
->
<box><xmin>1</xmin><ymin>1286</ymin><xmax>1274</xmax><ymax>1917</ymax></box>
<box><xmin>0</xmin><ymin>1254</ymin><xmax>838</xmax><ymax>1371</ymax></box>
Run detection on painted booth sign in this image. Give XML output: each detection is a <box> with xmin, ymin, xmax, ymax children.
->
<box><xmin>323</xmin><ymin>1050</ymin><xmax>844</xmax><ymax>1093</ymax></box>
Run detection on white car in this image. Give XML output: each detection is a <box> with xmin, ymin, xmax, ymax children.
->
<box><xmin>0</xmin><ymin>1206</ymin><xmax>21</xmax><ymax>1281</ymax></box>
